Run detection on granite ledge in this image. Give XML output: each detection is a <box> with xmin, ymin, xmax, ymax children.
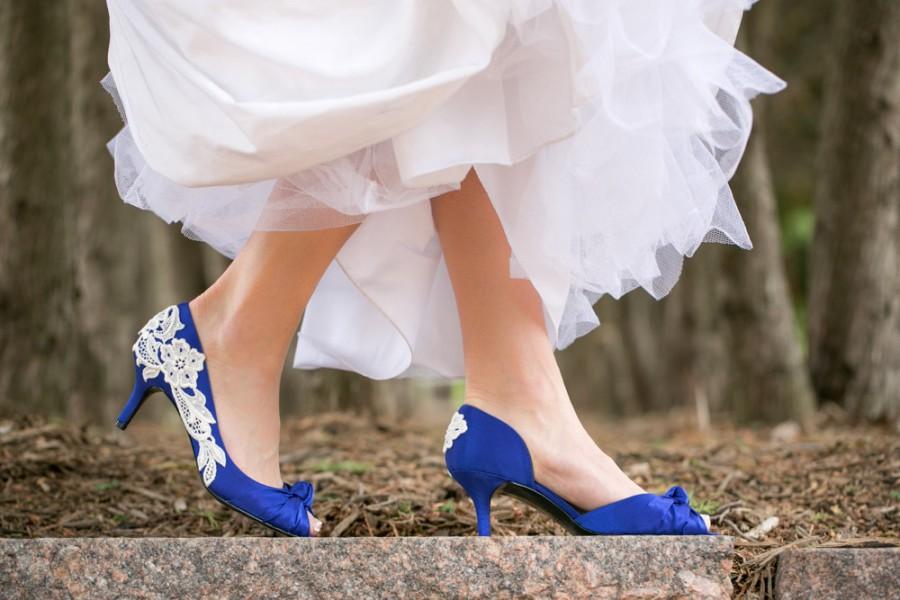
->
<box><xmin>775</xmin><ymin>547</ymin><xmax>900</xmax><ymax>600</ymax></box>
<box><xmin>1</xmin><ymin>535</ymin><xmax>733</xmax><ymax>599</ymax></box>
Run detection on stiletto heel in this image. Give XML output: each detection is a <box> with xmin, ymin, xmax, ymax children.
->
<box><xmin>443</xmin><ymin>404</ymin><xmax>712</xmax><ymax>536</ymax></box>
<box><xmin>115</xmin><ymin>303</ymin><xmax>318</xmax><ymax>537</ymax></box>
<box><xmin>450</xmin><ymin>470</ymin><xmax>506</xmax><ymax>536</ymax></box>
<box><xmin>116</xmin><ymin>365</ymin><xmax>156</xmax><ymax>430</ymax></box>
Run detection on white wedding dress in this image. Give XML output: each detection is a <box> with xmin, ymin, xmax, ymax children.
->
<box><xmin>104</xmin><ymin>0</ymin><xmax>785</xmax><ymax>379</ymax></box>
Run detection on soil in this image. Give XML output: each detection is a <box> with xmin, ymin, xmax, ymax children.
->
<box><xmin>1</xmin><ymin>404</ymin><xmax>897</xmax><ymax>599</ymax></box>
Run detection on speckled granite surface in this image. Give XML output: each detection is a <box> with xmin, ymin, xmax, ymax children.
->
<box><xmin>775</xmin><ymin>548</ymin><xmax>900</xmax><ymax>600</ymax></box>
<box><xmin>0</xmin><ymin>536</ymin><xmax>733</xmax><ymax>599</ymax></box>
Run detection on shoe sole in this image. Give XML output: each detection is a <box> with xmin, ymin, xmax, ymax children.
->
<box><xmin>497</xmin><ymin>482</ymin><xmax>596</xmax><ymax>535</ymax></box>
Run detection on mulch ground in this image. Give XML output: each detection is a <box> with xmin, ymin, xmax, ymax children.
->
<box><xmin>1</xmin><ymin>405</ymin><xmax>897</xmax><ymax>599</ymax></box>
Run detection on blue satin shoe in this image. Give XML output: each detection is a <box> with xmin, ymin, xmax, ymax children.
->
<box><xmin>116</xmin><ymin>303</ymin><xmax>317</xmax><ymax>537</ymax></box>
<box><xmin>443</xmin><ymin>404</ymin><xmax>711</xmax><ymax>536</ymax></box>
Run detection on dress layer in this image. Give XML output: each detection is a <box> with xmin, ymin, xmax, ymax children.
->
<box><xmin>104</xmin><ymin>0</ymin><xmax>785</xmax><ymax>378</ymax></box>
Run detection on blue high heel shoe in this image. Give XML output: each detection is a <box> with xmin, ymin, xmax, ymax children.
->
<box><xmin>443</xmin><ymin>404</ymin><xmax>711</xmax><ymax>536</ymax></box>
<box><xmin>117</xmin><ymin>303</ymin><xmax>317</xmax><ymax>537</ymax></box>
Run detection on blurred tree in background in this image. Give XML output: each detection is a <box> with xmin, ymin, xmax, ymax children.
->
<box><xmin>1</xmin><ymin>2</ymin><xmax>74</xmax><ymax>419</ymax></box>
<box><xmin>1</xmin><ymin>1</ymin><xmax>898</xmax><ymax>429</ymax></box>
<box><xmin>808</xmin><ymin>0</ymin><xmax>900</xmax><ymax>425</ymax></box>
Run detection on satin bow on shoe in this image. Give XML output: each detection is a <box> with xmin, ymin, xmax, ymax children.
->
<box><xmin>283</xmin><ymin>480</ymin><xmax>315</xmax><ymax>508</ymax></box>
<box><xmin>570</xmin><ymin>484</ymin><xmax>711</xmax><ymax>535</ymax></box>
<box><xmin>268</xmin><ymin>480</ymin><xmax>317</xmax><ymax>535</ymax></box>
<box><xmin>660</xmin><ymin>486</ymin><xmax>712</xmax><ymax>534</ymax></box>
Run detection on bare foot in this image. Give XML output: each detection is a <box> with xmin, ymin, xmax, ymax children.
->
<box><xmin>465</xmin><ymin>397</ymin><xmax>644</xmax><ymax>511</ymax></box>
<box><xmin>190</xmin><ymin>301</ymin><xmax>322</xmax><ymax>536</ymax></box>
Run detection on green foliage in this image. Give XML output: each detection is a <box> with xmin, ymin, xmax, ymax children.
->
<box><xmin>450</xmin><ymin>380</ymin><xmax>466</xmax><ymax>407</ymax></box>
<box><xmin>782</xmin><ymin>206</ymin><xmax>814</xmax><ymax>254</ymax></box>
<box><xmin>690</xmin><ymin>498</ymin><xmax>721</xmax><ymax>515</ymax></box>
<box><xmin>310</xmin><ymin>460</ymin><xmax>371</xmax><ymax>475</ymax></box>
<box><xmin>194</xmin><ymin>509</ymin><xmax>219</xmax><ymax>530</ymax></box>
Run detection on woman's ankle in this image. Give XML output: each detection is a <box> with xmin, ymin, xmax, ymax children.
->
<box><xmin>464</xmin><ymin>370</ymin><xmax>572</xmax><ymax>419</ymax></box>
<box><xmin>188</xmin><ymin>295</ymin><xmax>288</xmax><ymax>380</ymax></box>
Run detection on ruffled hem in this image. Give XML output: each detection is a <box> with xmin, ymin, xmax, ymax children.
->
<box><xmin>104</xmin><ymin>0</ymin><xmax>784</xmax><ymax>379</ymax></box>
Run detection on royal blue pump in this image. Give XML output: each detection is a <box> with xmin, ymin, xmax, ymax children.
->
<box><xmin>443</xmin><ymin>404</ymin><xmax>711</xmax><ymax>536</ymax></box>
<box><xmin>116</xmin><ymin>303</ymin><xmax>316</xmax><ymax>537</ymax></box>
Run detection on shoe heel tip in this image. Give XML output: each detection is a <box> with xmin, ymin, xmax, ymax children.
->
<box><xmin>115</xmin><ymin>419</ymin><xmax>127</xmax><ymax>430</ymax></box>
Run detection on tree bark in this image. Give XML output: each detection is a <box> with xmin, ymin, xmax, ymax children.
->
<box><xmin>808</xmin><ymin>0</ymin><xmax>900</xmax><ymax>425</ymax></box>
<box><xmin>723</xmin><ymin>128</ymin><xmax>816</xmax><ymax>425</ymax></box>
<box><xmin>719</xmin><ymin>10</ymin><xmax>817</xmax><ymax>427</ymax></box>
<box><xmin>559</xmin><ymin>297</ymin><xmax>644</xmax><ymax>417</ymax></box>
<box><xmin>67</xmin><ymin>0</ymin><xmax>147</xmax><ymax>422</ymax></box>
<box><xmin>0</xmin><ymin>2</ymin><xmax>214</xmax><ymax>421</ymax></box>
<box><xmin>619</xmin><ymin>293</ymin><xmax>668</xmax><ymax>413</ymax></box>
<box><xmin>660</xmin><ymin>244</ymin><xmax>731</xmax><ymax>428</ymax></box>
<box><xmin>0</xmin><ymin>3</ymin><xmax>75</xmax><ymax>416</ymax></box>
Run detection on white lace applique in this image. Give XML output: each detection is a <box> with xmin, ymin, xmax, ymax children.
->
<box><xmin>134</xmin><ymin>305</ymin><xmax>225</xmax><ymax>486</ymax></box>
<box><xmin>443</xmin><ymin>411</ymin><xmax>468</xmax><ymax>452</ymax></box>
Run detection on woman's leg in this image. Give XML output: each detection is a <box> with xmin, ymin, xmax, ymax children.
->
<box><xmin>431</xmin><ymin>171</ymin><xmax>644</xmax><ymax>510</ymax></box>
<box><xmin>188</xmin><ymin>224</ymin><xmax>360</xmax><ymax>535</ymax></box>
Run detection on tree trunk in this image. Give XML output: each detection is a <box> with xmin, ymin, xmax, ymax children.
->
<box><xmin>724</xmin><ymin>128</ymin><xmax>816</xmax><ymax>425</ymax></box>
<box><xmin>67</xmin><ymin>0</ymin><xmax>147</xmax><ymax>422</ymax></box>
<box><xmin>559</xmin><ymin>297</ymin><xmax>644</xmax><ymax>417</ymax></box>
<box><xmin>0</xmin><ymin>2</ymin><xmax>214</xmax><ymax>421</ymax></box>
<box><xmin>720</xmin><ymin>11</ymin><xmax>817</xmax><ymax>427</ymax></box>
<box><xmin>0</xmin><ymin>3</ymin><xmax>75</xmax><ymax>416</ymax></box>
<box><xmin>661</xmin><ymin>244</ymin><xmax>731</xmax><ymax>428</ymax></box>
<box><xmin>808</xmin><ymin>0</ymin><xmax>900</xmax><ymax>425</ymax></box>
<box><xmin>619</xmin><ymin>293</ymin><xmax>668</xmax><ymax>413</ymax></box>
<box><xmin>143</xmin><ymin>221</ymin><xmax>209</xmax><ymax>310</ymax></box>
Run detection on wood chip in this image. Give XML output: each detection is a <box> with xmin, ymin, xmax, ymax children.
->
<box><xmin>329</xmin><ymin>507</ymin><xmax>360</xmax><ymax>538</ymax></box>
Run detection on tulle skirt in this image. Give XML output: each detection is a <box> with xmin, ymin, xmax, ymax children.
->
<box><xmin>104</xmin><ymin>0</ymin><xmax>785</xmax><ymax>379</ymax></box>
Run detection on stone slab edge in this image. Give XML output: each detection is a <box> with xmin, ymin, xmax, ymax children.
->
<box><xmin>775</xmin><ymin>548</ymin><xmax>900</xmax><ymax>600</ymax></box>
<box><xmin>1</xmin><ymin>536</ymin><xmax>733</xmax><ymax>599</ymax></box>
